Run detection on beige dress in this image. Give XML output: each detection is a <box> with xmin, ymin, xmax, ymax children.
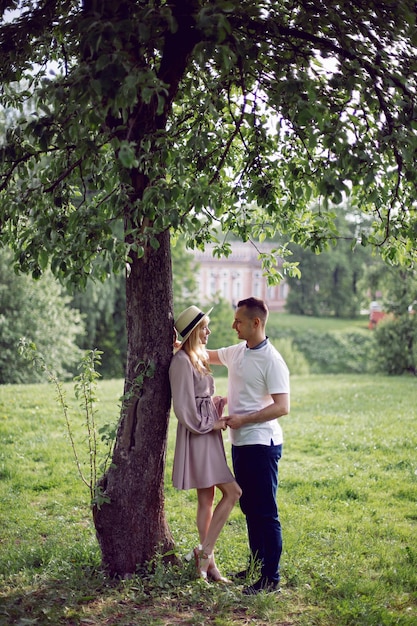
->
<box><xmin>169</xmin><ymin>349</ymin><xmax>235</xmax><ymax>490</ymax></box>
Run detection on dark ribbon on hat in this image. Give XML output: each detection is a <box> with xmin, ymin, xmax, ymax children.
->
<box><xmin>180</xmin><ymin>312</ymin><xmax>204</xmax><ymax>338</ymax></box>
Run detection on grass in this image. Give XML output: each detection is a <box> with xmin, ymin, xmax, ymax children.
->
<box><xmin>0</xmin><ymin>373</ymin><xmax>416</xmax><ymax>625</ymax></box>
<box><xmin>267</xmin><ymin>312</ymin><xmax>370</xmax><ymax>334</ymax></box>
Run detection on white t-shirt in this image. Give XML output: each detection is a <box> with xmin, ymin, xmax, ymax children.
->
<box><xmin>218</xmin><ymin>340</ymin><xmax>290</xmax><ymax>446</ymax></box>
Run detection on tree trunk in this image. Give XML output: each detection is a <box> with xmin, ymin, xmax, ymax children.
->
<box><xmin>86</xmin><ymin>0</ymin><xmax>201</xmax><ymax>579</ymax></box>
<box><xmin>93</xmin><ymin>229</ymin><xmax>176</xmax><ymax>577</ymax></box>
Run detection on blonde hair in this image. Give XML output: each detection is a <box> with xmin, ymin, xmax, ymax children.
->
<box><xmin>182</xmin><ymin>316</ymin><xmax>211</xmax><ymax>374</ymax></box>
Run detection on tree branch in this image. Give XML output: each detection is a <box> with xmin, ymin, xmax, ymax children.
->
<box><xmin>156</xmin><ymin>0</ymin><xmax>201</xmax><ymax>127</ymax></box>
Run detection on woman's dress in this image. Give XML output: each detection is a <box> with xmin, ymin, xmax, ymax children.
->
<box><xmin>169</xmin><ymin>349</ymin><xmax>235</xmax><ymax>490</ymax></box>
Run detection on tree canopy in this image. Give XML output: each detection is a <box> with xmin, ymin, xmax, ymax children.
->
<box><xmin>285</xmin><ymin>203</ymin><xmax>372</xmax><ymax>318</ymax></box>
<box><xmin>1</xmin><ymin>0</ymin><xmax>417</xmax><ymax>577</ymax></box>
<box><xmin>1</xmin><ymin>0</ymin><xmax>416</xmax><ymax>281</ymax></box>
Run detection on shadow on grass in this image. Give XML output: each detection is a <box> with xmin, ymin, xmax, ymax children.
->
<box><xmin>0</xmin><ymin>562</ymin><xmax>289</xmax><ymax>626</ymax></box>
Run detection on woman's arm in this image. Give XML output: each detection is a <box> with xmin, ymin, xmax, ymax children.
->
<box><xmin>169</xmin><ymin>354</ymin><xmax>216</xmax><ymax>435</ymax></box>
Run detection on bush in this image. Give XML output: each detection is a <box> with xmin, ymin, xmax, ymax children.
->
<box><xmin>373</xmin><ymin>315</ymin><xmax>417</xmax><ymax>375</ymax></box>
<box><xmin>205</xmin><ymin>297</ymin><xmax>237</xmax><ymax>350</ymax></box>
<box><xmin>272</xmin><ymin>337</ymin><xmax>310</xmax><ymax>375</ymax></box>
<box><xmin>292</xmin><ymin>330</ymin><xmax>374</xmax><ymax>374</ymax></box>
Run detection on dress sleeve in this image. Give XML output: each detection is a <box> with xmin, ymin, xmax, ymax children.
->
<box><xmin>169</xmin><ymin>352</ymin><xmax>215</xmax><ymax>436</ymax></box>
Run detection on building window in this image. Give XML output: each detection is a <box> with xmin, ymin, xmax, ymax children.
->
<box><xmin>230</xmin><ymin>271</ymin><xmax>239</xmax><ymax>302</ymax></box>
<box><xmin>210</xmin><ymin>272</ymin><xmax>219</xmax><ymax>297</ymax></box>
<box><xmin>279</xmin><ymin>283</ymin><xmax>287</xmax><ymax>299</ymax></box>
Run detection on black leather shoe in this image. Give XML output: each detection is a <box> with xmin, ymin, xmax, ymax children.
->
<box><xmin>242</xmin><ymin>577</ymin><xmax>281</xmax><ymax>595</ymax></box>
<box><xmin>233</xmin><ymin>569</ymin><xmax>250</xmax><ymax>580</ymax></box>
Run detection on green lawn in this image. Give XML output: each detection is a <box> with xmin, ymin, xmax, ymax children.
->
<box><xmin>268</xmin><ymin>312</ymin><xmax>370</xmax><ymax>334</ymax></box>
<box><xmin>0</xmin><ymin>374</ymin><xmax>416</xmax><ymax>625</ymax></box>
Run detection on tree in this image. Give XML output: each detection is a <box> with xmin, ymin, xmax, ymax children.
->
<box><xmin>71</xmin><ymin>274</ymin><xmax>127</xmax><ymax>378</ymax></box>
<box><xmin>1</xmin><ymin>1</ymin><xmax>416</xmax><ymax>577</ymax></box>
<box><xmin>171</xmin><ymin>235</ymin><xmax>200</xmax><ymax>314</ymax></box>
<box><xmin>285</xmin><ymin>204</ymin><xmax>373</xmax><ymax>318</ymax></box>
<box><xmin>0</xmin><ymin>249</ymin><xmax>83</xmax><ymax>384</ymax></box>
<box><xmin>362</xmin><ymin>261</ymin><xmax>417</xmax><ymax>374</ymax></box>
<box><xmin>69</xmin><ymin>236</ymin><xmax>199</xmax><ymax>379</ymax></box>
<box><xmin>204</xmin><ymin>296</ymin><xmax>236</xmax><ymax>350</ymax></box>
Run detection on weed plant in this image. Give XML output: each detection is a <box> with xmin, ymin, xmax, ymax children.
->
<box><xmin>0</xmin><ymin>374</ymin><xmax>416</xmax><ymax>625</ymax></box>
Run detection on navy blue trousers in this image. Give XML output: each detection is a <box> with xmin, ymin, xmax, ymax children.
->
<box><xmin>232</xmin><ymin>442</ymin><xmax>282</xmax><ymax>583</ymax></box>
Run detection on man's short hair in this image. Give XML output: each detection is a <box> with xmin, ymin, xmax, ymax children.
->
<box><xmin>237</xmin><ymin>297</ymin><xmax>269</xmax><ymax>324</ymax></box>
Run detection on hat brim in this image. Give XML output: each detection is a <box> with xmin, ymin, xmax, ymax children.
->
<box><xmin>177</xmin><ymin>307</ymin><xmax>213</xmax><ymax>348</ymax></box>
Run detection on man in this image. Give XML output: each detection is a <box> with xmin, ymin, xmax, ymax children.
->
<box><xmin>208</xmin><ymin>297</ymin><xmax>290</xmax><ymax>594</ymax></box>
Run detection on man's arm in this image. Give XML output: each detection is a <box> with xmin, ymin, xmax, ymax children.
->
<box><xmin>225</xmin><ymin>393</ymin><xmax>289</xmax><ymax>430</ymax></box>
<box><xmin>207</xmin><ymin>349</ymin><xmax>222</xmax><ymax>365</ymax></box>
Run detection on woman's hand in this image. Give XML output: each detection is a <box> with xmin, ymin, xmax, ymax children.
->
<box><xmin>212</xmin><ymin>419</ymin><xmax>227</xmax><ymax>431</ymax></box>
<box><xmin>213</xmin><ymin>395</ymin><xmax>228</xmax><ymax>418</ymax></box>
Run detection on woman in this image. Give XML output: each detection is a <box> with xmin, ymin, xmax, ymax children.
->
<box><xmin>169</xmin><ymin>305</ymin><xmax>241</xmax><ymax>582</ymax></box>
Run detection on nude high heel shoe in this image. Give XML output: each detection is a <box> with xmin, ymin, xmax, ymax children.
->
<box><xmin>207</xmin><ymin>555</ymin><xmax>231</xmax><ymax>584</ymax></box>
<box><xmin>193</xmin><ymin>546</ymin><xmax>212</xmax><ymax>580</ymax></box>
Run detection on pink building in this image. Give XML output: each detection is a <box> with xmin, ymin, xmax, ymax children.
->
<box><xmin>191</xmin><ymin>242</ymin><xmax>288</xmax><ymax>312</ymax></box>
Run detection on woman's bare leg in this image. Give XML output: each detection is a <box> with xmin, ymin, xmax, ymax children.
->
<box><xmin>196</xmin><ymin>486</ymin><xmax>215</xmax><ymax>544</ymax></box>
<box><xmin>195</xmin><ymin>481</ymin><xmax>241</xmax><ymax>578</ymax></box>
<box><xmin>201</xmin><ymin>481</ymin><xmax>241</xmax><ymax>554</ymax></box>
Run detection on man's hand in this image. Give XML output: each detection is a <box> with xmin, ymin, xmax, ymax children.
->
<box><xmin>224</xmin><ymin>414</ymin><xmax>246</xmax><ymax>429</ymax></box>
<box><xmin>212</xmin><ymin>419</ymin><xmax>227</xmax><ymax>431</ymax></box>
<box><xmin>224</xmin><ymin>395</ymin><xmax>289</xmax><ymax>430</ymax></box>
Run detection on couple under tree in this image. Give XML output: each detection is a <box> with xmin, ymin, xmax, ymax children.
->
<box><xmin>169</xmin><ymin>296</ymin><xmax>290</xmax><ymax>595</ymax></box>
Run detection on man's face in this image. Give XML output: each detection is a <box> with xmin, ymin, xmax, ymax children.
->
<box><xmin>232</xmin><ymin>306</ymin><xmax>253</xmax><ymax>340</ymax></box>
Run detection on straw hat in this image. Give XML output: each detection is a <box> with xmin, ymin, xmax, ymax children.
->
<box><xmin>174</xmin><ymin>305</ymin><xmax>213</xmax><ymax>346</ymax></box>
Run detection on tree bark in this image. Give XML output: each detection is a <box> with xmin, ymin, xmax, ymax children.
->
<box><xmin>93</xmin><ymin>229</ymin><xmax>176</xmax><ymax>577</ymax></box>
<box><xmin>88</xmin><ymin>0</ymin><xmax>201</xmax><ymax>578</ymax></box>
